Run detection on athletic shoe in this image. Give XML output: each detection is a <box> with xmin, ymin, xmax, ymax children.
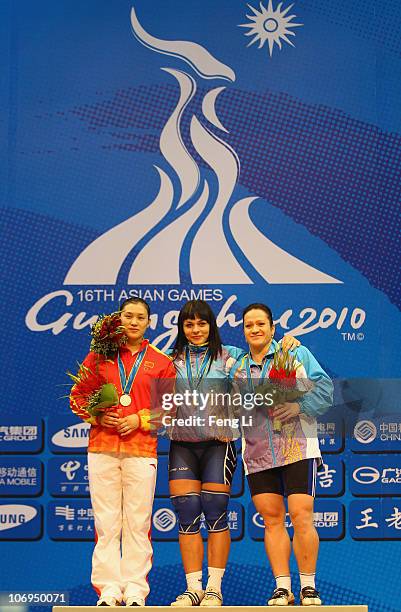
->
<box><xmin>267</xmin><ymin>588</ymin><xmax>295</xmax><ymax>606</ymax></box>
<box><xmin>300</xmin><ymin>586</ymin><xmax>322</xmax><ymax>606</ymax></box>
<box><xmin>125</xmin><ymin>597</ymin><xmax>144</xmax><ymax>607</ymax></box>
<box><xmin>200</xmin><ymin>589</ymin><xmax>223</xmax><ymax>607</ymax></box>
<box><xmin>96</xmin><ymin>597</ymin><xmax>121</xmax><ymax>606</ymax></box>
<box><xmin>171</xmin><ymin>590</ymin><xmax>205</xmax><ymax>607</ymax></box>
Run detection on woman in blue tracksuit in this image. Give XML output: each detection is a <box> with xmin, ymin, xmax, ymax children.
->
<box><xmin>167</xmin><ymin>300</ymin><xmax>299</xmax><ymax>608</ymax></box>
<box><xmin>233</xmin><ymin>303</ymin><xmax>333</xmax><ymax>607</ymax></box>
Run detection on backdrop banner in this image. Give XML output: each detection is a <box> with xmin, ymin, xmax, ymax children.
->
<box><xmin>1</xmin><ymin>1</ymin><xmax>401</xmax><ymax>610</ymax></box>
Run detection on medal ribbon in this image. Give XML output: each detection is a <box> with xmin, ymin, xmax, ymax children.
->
<box><xmin>185</xmin><ymin>345</ymin><xmax>212</xmax><ymax>390</ymax></box>
<box><xmin>245</xmin><ymin>353</ymin><xmax>273</xmax><ymax>393</ymax></box>
<box><xmin>118</xmin><ymin>345</ymin><xmax>148</xmax><ymax>395</ymax></box>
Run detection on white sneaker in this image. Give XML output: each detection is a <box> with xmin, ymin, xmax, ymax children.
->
<box><xmin>300</xmin><ymin>586</ymin><xmax>322</xmax><ymax>606</ymax></box>
<box><xmin>267</xmin><ymin>587</ymin><xmax>295</xmax><ymax>606</ymax></box>
<box><xmin>200</xmin><ymin>589</ymin><xmax>223</xmax><ymax>607</ymax></box>
<box><xmin>125</xmin><ymin>596</ymin><xmax>145</xmax><ymax>607</ymax></box>
<box><xmin>171</xmin><ymin>590</ymin><xmax>205</xmax><ymax>607</ymax></box>
<box><xmin>96</xmin><ymin>596</ymin><xmax>121</xmax><ymax>606</ymax></box>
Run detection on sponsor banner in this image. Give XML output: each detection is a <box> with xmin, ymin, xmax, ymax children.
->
<box><xmin>349</xmin><ymin>456</ymin><xmax>401</xmax><ymax>496</ymax></box>
<box><xmin>0</xmin><ymin>457</ymin><xmax>43</xmax><ymax>497</ymax></box>
<box><xmin>248</xmin><ymin>499</ymin><xmax>344</xmax><ymax>541</ymax></box>
<box><xmin>0</xmin><ymin>418</ymin><xmax>43</xmax><ymax>454</ymax></box>
<box><xmin>152</xmin><ymin>499</ymin><xmax>244</xmax><ymax>542</ymax></box>
<box><xmin>48</xmin><ymin>457</ymin><xmax>89</xmax><ymax>497</ymax></box>
<box><xmin>316</xmin><ymin>456</ymin><xmax>344</xmax><ymax>497</ymax></box>
<box><xmin>152</xmin><ymin>500</ymin><xmax>179</xmax><ymax>541</ymax></box>
<box><xmin>317</xmin><ymin>414</ymin><xmax>343</xmax><ymax>453</ymax></box>
<box><xmin>48</xmin><ymin>416</ymin><xmax>90</xmax><ymax>454</ymax></box>
<box><xmin>0</xmin><ymin>502</ymin><xmax>42</xmax><ymax>540</ymax></box>
<box><xmin>350</xmin><ymin>417</ymin><xmax>401</xmax><ymax>453</ymax></box>
<box><xmin>350</xmin><ymin>500</ymin><xmax>401</xmax><ymax>540</ymax></box>
<box><xmin>47</xmin><ymin>500</ymin><xmax>94</xmax><ymax>540</ymax></box>
<box><xmin>217</xmin><ymin>501</ymin><xmax>244</xmax><ymax>541</ymax></box>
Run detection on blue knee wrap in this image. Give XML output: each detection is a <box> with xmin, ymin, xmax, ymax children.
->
<box><xmin>201</xmin><ymin>490</ymin><xmax>230</xmax><ymax>532</ymax></box>
<box><xmin>171</xmin><ymin>493</ymin><xmax>202</xmax><ymax>534</ymax></box>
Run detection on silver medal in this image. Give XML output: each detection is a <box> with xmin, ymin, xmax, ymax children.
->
<box><xmin>120</xmin><ymin>394</ymin><xmax>132</xmax><ymax>407</ymax></box>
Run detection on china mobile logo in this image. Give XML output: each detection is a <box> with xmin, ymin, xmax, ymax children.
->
<box><xmin>63</xmin><ymin>7</ymin><xmax>341</xmax><ymax>287</ymax></box>
<box><xmin>153</xmin><ymin>508</ymin><xmax>177</xmax><ymax>532</ymax></box>
<box><xmin>353</xmin><ymin>420</ymin><xmax>377</xmax><ymax>444</ymax></box>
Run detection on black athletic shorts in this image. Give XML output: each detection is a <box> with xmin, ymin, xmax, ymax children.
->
<box><xmin>169</xmin><ymin>440</ymin><xmax>237</xmax><ymax>485</ymax></box>
<box><xmin>247</xmin><ymin>458</ymin><xmax>318</xmax><ymax>497</ymax></box>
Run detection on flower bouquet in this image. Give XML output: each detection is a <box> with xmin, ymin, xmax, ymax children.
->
<box><xmin>67</xmin><ymin>363</ymin><xmax>119</xmax><ymax>418</ymax></box>
<box><xmin>86</xmin><ymin>382</ymin><xmax>119</xmax><ymax>417</ymax></box>
<box><xmin>90</xmin><ymin>311</ymin><xmax>128</xmax><ymax>357</ymax></box>
<box><xmin>260</xmin><ymin>347</ymin><xmax>310</xmax><ymax>433</ymax></box>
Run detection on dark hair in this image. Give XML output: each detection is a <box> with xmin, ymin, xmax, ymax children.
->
<box><xmin>119</xmin><ymin>297</ymin><xmax>150</xmax><ymax>318</ymax></box>
<box><xmin>173</xmin><ymin>300</ymin><xmax>222</xmax><ymax>361</ymax></box>
<box><xmin>242</xmin><ymin>303</ymin><xmax>273</xmax><ymax>326</ymax></box>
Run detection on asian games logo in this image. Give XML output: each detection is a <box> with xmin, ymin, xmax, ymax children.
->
<box><xmin>25</xmin><ymin>3</ymin><xmax>364</xmax><ymax>345</ymax></box>
<box><xmin>63</xmin><ymin>5</ymin><xmax>341</xmax><ymax>288</ymax></box>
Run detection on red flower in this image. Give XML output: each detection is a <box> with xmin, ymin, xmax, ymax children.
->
<box><xmin>269</xmin><ymin>367</ymin><xmax>297</xmax><ymax>389</ymax></box>
<box><xmin>90</xmin><ymin>312</ymin><xmax>128</xmax><ymax>357</ymax></box>
<box><xmin>99</xmin><ymin>316</ymin><xmax>116</xmax><ymax>337</ymax></box>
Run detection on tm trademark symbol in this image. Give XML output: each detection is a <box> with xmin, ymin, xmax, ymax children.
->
<box><xmin>341</xmin><ymin>332</ymin><xmax>364</xmax><ymax>341</ymax></box>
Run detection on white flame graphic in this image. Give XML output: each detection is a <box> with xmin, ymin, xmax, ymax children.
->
<box><xmin>64</xmin><ymin>7</ymin><xmax>341</xmax><ymax>286</ymax></box>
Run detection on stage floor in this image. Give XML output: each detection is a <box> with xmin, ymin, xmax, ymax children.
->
<box><xmin>54</xmin><ymin>606</ymin><xmax>368</xmax><ymax>611</ymax></box>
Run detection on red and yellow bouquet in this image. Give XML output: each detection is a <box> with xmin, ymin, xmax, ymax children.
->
<box><xmin>67</xmin><ymin>363</ymin><xmax>119</xmax><ymax>418</ymax></box>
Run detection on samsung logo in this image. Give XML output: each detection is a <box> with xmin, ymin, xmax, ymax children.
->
<box><xmin>51</xmin><ymin>423</ymin><xmax>90</xmax><ymax>448</ymax></box>
<box><xmin>0</xmin><ymin>505</ymin><xmax>37</xmax><ymax>531</ymax></box>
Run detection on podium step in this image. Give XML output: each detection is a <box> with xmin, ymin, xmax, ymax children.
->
<box><xmin>54</xmin><ymin>606</ymin><xmax>368</xmax><ymax>611</ymax></box>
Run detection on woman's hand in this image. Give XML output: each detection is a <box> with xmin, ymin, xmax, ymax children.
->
<box><xmin>273</xmin><ymin>402</ymin><xmax>300</xmax><ymax>423</ymax></box>
<box><xmin>98</xmin><ymin>411</ymin><xmax>120</xmax><ymax>428</ymax></box>
<box><xmin>282</xmin><ymin>334</ymin><xmax>300</xmax><ymax>351</ymax></box>
<box><xmin>116</xmin><ymin>414</ymin><xmax>140</xmax><ymax>437</ymax></box>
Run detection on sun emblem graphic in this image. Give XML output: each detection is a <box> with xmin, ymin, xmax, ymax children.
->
<box><xmin>239</xmin><ymin>1</ymin><xmax>303</xmax><ymax>57</ymax></box>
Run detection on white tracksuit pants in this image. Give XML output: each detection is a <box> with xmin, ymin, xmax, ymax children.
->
<box><xmin>88</xmin><ymin>451</ymin><xmax>157</xmax><ymax>602</ymax></box>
